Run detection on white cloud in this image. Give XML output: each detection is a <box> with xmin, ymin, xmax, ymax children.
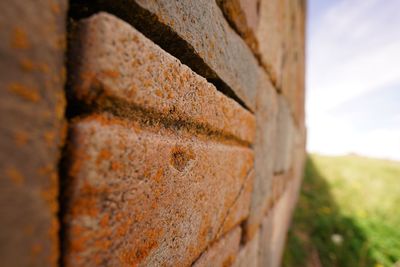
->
<box><xmin>307</xmin><ymin>0</ymin><xmax>400</xmax><ymax>160</ymax></box>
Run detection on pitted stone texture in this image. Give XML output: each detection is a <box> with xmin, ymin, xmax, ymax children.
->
<box><xmin>217</xmin><ymin>0</ymin><xmax>259</xmax><ymax>51</ymax></box>
<box><xmin>274</xmin><ymin>96</ymin><xmax>295</xmax><ymax>174</ymax></box>
<box><xmin>63</xmin><ymin>115</ymin><xmax>254</xmax><ymax>267</ymax></box>
<box><xmin>132</xmin><ymin>0</ymin><xmax>259</xmax><ymax>110</ymax></box>
<box><xmin>245</xmin><ymin>71</ymin><xmax>278</xmax><ymax>240</ymax></box>
<box><xmin>218</xmin><ymin>0</ymin><xmax>284</xmax><ymax>88</ymax></box>
<box><xmin>0</xmin><ymin>0</ymin><xmax>67</xmax><ymax>266</ymax></box>
<box><xmin>193</xmin><ymin>227</ymin><xmax>241</xmax><ymax>267</ymax></box>
<box><xmin>71</xmin><ymin>1</ymin><xmax>260</xmax><ymax>110</ymax></box>
<box><xmin>70</xmin><ymin>13</ymin><xmax>255</xmax><ymax>145</ymax></box>
<box><xmin>233</xmin><ymin>230</ymin><xmax>259</xmax><ymax>267</ymax></box>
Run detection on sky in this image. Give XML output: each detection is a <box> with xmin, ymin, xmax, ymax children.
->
<box><xmin>306</xmin><ymin>0</ymin><xmax>400</xmax><ymax>160</ymax></box>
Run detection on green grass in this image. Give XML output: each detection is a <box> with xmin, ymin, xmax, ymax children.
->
<box><xmin>282</xmin><ymin>154</ymin><xmax>400</xmax><ymax>267</ymax></box>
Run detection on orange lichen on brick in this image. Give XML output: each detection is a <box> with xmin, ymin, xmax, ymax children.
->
<box><xmin>101</xmin><ymin>69</ymin><xmax>120</xmax><ymax>79</ymax></box>
<box><xmin>119</xmin><ymin>228</ymin><xmax>163</xmax><ymax>266</ymax></box>
<box><xmin>151</xmin><ymin>168</ymin><xmax>164</xmax><ymax>183</ymax></box>
<box><xmin>48</xmin><ymin>217</ymin><xmax>59</xmax><ymax>265</ymax></box>
<box><xmin>43</xmin><ymin>130</ymin><xmax>56</xmax><ymax>146</ymax></box>
<box><xmin>31</xmin><ymin>242</ymin><xmax>43</xmax><ymax>256</ymax></box>
<box><xmin>110</xmin><ymin>161</ymin><xmax>122</xmax><ymax>171</ymax></box>
<box><xmin>96</xmin><ymin>148</ymin><xmax>112</xmax><ymax>164</ymax></box>
<box><xmin>14</xmin><ymin>130</ymin><xmax>29</xmax><ymax>146</ymax></box>
<box><xmin>50</xmin><ymin>2</ymin><xmax>61</xmax><ymax>14</ymax></box>
<box><xmin>67</xmin><ymin>182</ymin><xmax>105</xmax><ymax>218</ymax></box>
<box><xmin>223</xmin><ymin>255</ymin><xmax>236</xmax><ymax>267</ymax></box>
<box><xmin>68</xmin><ymin>225</ymin><xmax>89</xmax><ymax>253</ymax></box>
<box><xmin>99</xmin><ymin>214</ymin><xmax>110</xmax><ymax>228</ymax></box>
<box><xmin>6</xmin><ymin>167</ymin><xmax>24</xmax><ymax>186</ymax></box>
<box><xmin>155</xmin><ymin>89</ymin><xmax>163</xmax><ymax>97</ymax></box>
<box><xmin>19</xmin><ymin>58</ymin><xmax>35</xmax><ymax>71</ymax></box>
<box><xmin>40</xmin><ymin>172</ymin><xmax>58</xmax><ymax>213</ymax></box>
<box><xmin>11</xmin><ymin>27</ymin><xmax>30</xmax><ymax>49</ymax></box>
<box><xmin>69</xmin><ymin>196</ymin><xmax>99</xmax><ymax>218</ymax></box>
<box><xmin>8</xmin><ymin>82</ymin><xmax>40</xmax><ymax>102</ymax></box>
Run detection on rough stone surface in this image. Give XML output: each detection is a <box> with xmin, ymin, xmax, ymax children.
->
<box><xmin>274</xmin><ymin>96</ymin><xmax>295</xmax><ymax>174</ymax></box>
<box><xmin>218</xmin><ymin>0</ymin><xmax>306</xmax><ymax>124</ymax></box>
<box><xmin>245</xmin><ymin>70</ymin><xmax>278</xmax><ymax>240</ymax></box>
<box><xmin>0</xmin><ymin>1</ymin><xmax>67</xmax><ymax>266</ymax></box>
<box><xmin>69</xmin><ymin>13</ymin><xmax>255</xmax><ymax>145</ymax></box>
<box><xmin>63</xmin><ymin>115</ymin><xmax>254</xmax><ymax>266</ymax></box>
<box><xmin>218</xmin><ymin>0</ymin><xmax>284</xmax><ymax>88</ymax></box>
<box><xmin>71</xmin><ymin>0</ymin><xmax>260</xmax><ymax>111</ymax></box>
<box><xmin>281</xmin><ymin>0</ymin><xmax>306</xmax><ymax>125</ymax></box>
<box><xmin>259</xmin><ymin>178</ymin><xmax>300</xmax><ymax>267</ymax></box>
<box><xmin>0</xmin><ymin>0</ymin><xmax>307</xmax><ymax>266</ymax></box>
<box><xmin>233</xmin><ymin>229</ymin><xmax>260</xmax><ymax>267</ymax></box>
<box><xmin>193</xmin><ymin>226</ymin><xmax>241</xmax><ymax>267</ymax></box>
<box><xmin>272</xmin><ymin>171</ymin><xmax>295</xmax><ymax>213</ymax></box>
<box><xmin>258</xmin><ymin>205</ymin><xmax>273</xmax><ymax>267</ymax></box>
<box><xmin>256</xmin><ymin>0</ymin><xmax>285</xmax><ymax>87</ymax></box>
<box><xmin>217</xmin><ymin>0</ymin><xmax>259</xmax><ymax>51</ymax></box>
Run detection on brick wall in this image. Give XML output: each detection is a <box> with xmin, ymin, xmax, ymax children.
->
<box><xmin>0</xmin><ymin>0</ymin><xmax>306</xmax><ymax>266</ymax></box>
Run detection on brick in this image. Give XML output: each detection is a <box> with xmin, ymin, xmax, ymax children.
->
<box><xmin>274</xmin><ymin>96</ymin><xmax>295</xmax><ymax>174</ymax></box>
<box><xmin>217</xmin><ymin>0</ymin><xmax>259</xmax><ymax>51</ymax></box>
<box><xmin>63</xmin><ymin>115</ymin><xmax>254</xmax><ymax>266</ymax></box>
<box><xmin>259</xmin><ymin>184</ymin><xmax>294</xmax><ymax>267</ymax></box>
<box><xmin>289</xmin><ymin>125</ymin><xmax>306</xmax><ymax>209</ymax></box>
<box><xmin>0</xmin><ymin>0</ymin><xmax>67</xmax><ymax>266</ymax></box>
<box><xmin>219</xmin><ymin>0</ymin><xmax>306</xmax><ymax>124</ymax></box>
<box><xmin>71</xmin><ymin>0</ymin><xmax>261</xmax><ymax>110</ymax></box>
<box><xmin>233</xmin><ymin>230</ymin><xmax>259</xmax><ymax>267</ymax></box>
<box><xmin>271</xmin><ymin>171</ymin><xmax>293</xmax><ymax>205</ymax></box>
<box><xmin>193</xmin><ymin>226</ymin><xmax>241</xmax><ymax>267</ymax></box>
<box><xmin>218</xmin><ymin>0</ymin><xmax>285</xmax><ymax>88</ymax></box>
<box><xmin>69</xmin><ymin>12</ymin><xmax>255</xmax><ymax>145</ymax></box>
<box><xmin>281</xmin><ymin>0</ymin><xmax>306</xmax><ymax>125</ymax></box>
<box><xmin>256</xmin><ymin>0</ymin><xmax>285</xmax><ymax>87</ymax></box>
<box><xmin>244</xmin><ymin>71</ymin><xmax>278</xmax><ymax>240</ymax></box>
<box><xmin>258</xmin><ymin>208</ymin><xmax>273</xmax><ymax>267</ymax></box>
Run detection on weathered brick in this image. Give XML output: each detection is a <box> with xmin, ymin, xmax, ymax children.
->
<box><xmin>233</xmin><ymin>229</ymin><xmax>259</xmax><ymax>267</ymax></box>
<box><xmin>218</xmin><ymin>0</ymin><xmax>285</xmax><ymax>89</ymax></box>
<box><xmin>217</xmin><ymin>0</ymin><xmax>259</xmax><ymax>51</ymax></box>
<box><xmin>289</xmin><ymin>125</ymin><xmax>306</xmax><ymax>209</ymax></box>
<box><xmin>274</xmin><ymin>96</ymin><xmax>295</xmax><ymax>174</ymax></box>
<box><xmin>219</xmin><ymin>0</ymin><xmax>306</xmax><ymax>125</ymax></box>
<box><xmin>259</xmin><ymin>183</ymin><xmax>294</xmax><ymax>267</ymax></box>
<box><xmin>63</xmin><ymin>115</ymin><xmax>254</xmax><ymax>266</ymax></box>
<box><xmin>69</xmin><ymin>12</ymin><xmax>255</xmax><ymax>145</ymax></box>
<box><xmin>281</xmin><ymin>0</ymin><xmax>306</xmax><ymax>125</ymax></box>
<box><xmin>0</xmin><ymin>0</ymin><xmax>67</xmax><ymax>266</ymax></box>
<box><xmin>271</xmin><ymin>171</ymin><xmax>293</xmax><ymax>209</ymax></box>
<box><xmin>193</xmin><ymin>226</ymin><xmax>241</xmax><ymax>267</ymax></box>
<box><xmin>245</xmin><ymin>70</ymin><xmax>278</xmax><ymax>240</ymax></box>
<box><xmin>71</xmin><ymin>0</ymin><xmax>260</xmax><ymax>110</ymax></box>
<box><xmin>256</xmin><ymin>0</ymin><xmax>285</xmax><ymax>87</ymax></box>
<box><xmin>258</xmin><ymin>208</ymin><xmax>273</xmax><ymax>267</ymax></box>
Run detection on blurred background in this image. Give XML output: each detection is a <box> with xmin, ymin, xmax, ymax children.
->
<box><xmin>283</xmin><ymin>0</ymin><xmax>400</xmax><ymax>266</ymax></box>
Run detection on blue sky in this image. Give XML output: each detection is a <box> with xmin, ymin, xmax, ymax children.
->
<box><xmin>306</xmin><ymin>0</ymin><xmax>400</xmax><ymax>160</ymax></box>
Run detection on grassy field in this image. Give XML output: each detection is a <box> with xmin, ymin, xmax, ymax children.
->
<box><xmin>282</xmin><ymin>154</ymin><xmax>400</xmax><ymax>267</ymax></box>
